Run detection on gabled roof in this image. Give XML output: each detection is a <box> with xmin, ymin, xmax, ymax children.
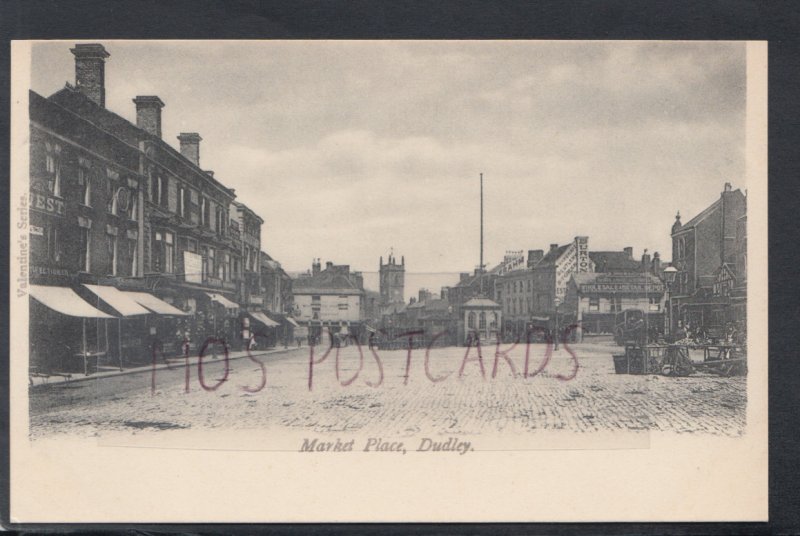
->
<box><xmin>715</xmin><ymin>263</ymin><xmax>737</xmax><ymax>278</ymax></box>
<box><xmin>588</xmin><ymin>251</ymin><xmax>641</xmax><ymax>273</ymax></box>
<box><xmin>680</xmin><ymin>198</ymin><xmax>721</xmax><ymax>230</ymax></box>
<box><xmin>536</xmin><ymin>244</ymin><xmax>571</xmax><ymax>268</ymax></box>
<box><xmin>676</xmin><ymin>189</ymin><xmax>746</xmax><ymax>232</ymax></box>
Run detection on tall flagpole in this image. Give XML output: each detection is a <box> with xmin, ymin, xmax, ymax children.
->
<box><xmin>480</xmin><ymin>172</ymin><xmax>484</xmax><ymax>295</ymax></box>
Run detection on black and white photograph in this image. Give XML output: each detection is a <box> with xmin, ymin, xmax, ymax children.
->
<box><xmin>9</xmin><ymin>39</ymin><xmax>768</xmax><ymax>523</ymax></box>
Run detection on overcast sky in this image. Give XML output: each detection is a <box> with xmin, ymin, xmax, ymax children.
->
<box><xmin>29</xmin><ymin>40</ymin><xmax>746</xmax><ymax>297</ymax></box>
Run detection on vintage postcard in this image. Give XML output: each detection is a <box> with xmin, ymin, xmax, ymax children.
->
<box><xmin>9</xmin><ymin>40</ymin><xmax>767</xmax><ymax>522</ymax></box>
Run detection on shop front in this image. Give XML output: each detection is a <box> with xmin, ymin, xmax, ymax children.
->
<box><xmin>29</xmin><ymin>285</ymin><xmax>115</xmax><ymax>375</ymax></box>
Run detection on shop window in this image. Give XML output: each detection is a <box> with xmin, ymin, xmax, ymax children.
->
<box><xmin>589</xmin><ymin>297</ymin><xmax>600</xmax><ymax>312</ymax></box>
<box><xmin>610</xmin><ymin>296</ymin><xmax>622</xmax><ymax>313</ymax></box>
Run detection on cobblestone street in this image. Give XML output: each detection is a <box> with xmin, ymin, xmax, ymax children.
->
<box><xmin>29</xmin><ymin>339</ymin><xmax>746</xmax><ymax>439</ymax></box>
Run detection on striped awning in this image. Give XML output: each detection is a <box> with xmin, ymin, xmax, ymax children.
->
<box><xmin>206</xmin><ymin>292</ymin><xmax>239</xmax><ymax>309</ymax></box>
<box><xmin>30</xmin><ymin>285</ymin><xmax>114</xmax><ymax>319</ymax></box>
<box><xmin>251</xmin><ymin>312</ymin><xmax>279</xmax><ymax>328</ymax></box>
<box><xmin>122</xmin><ymin>291</ymin><xmax>189</xmax><ymax>316</ymax></box>
<box><xmin>82</xmin><ymin>284</ymin><xmax>151</xmax><ymax>317</ymax></box>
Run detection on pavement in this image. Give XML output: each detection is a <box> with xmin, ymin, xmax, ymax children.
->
<box><xmin>28</xmin><ymin>340</ymin><xmax>747</xmax><ymax>438</ymax></box>
<box><xmin>28</xmin><ymin>344</ymin><xmax>302</xmax><ymax>387</ymax></box>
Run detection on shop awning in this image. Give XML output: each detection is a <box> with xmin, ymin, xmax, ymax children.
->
<box><xmin>251</xmin><ymin>312</ymin><xmax>279</xmax><ymax>328</ymax></box>
<box><xmin>365</xmin><ymin>324</ymin><xmax>377</xmax><ymax>333</ymax></box>
<box><xmin>286</xmin><ymin>316</ymin><xmax>299</xmax><ymax>327</ymax></box>
<box><xmin>122</xmin><ymin>291</ymin><xmax>189</xmax><ymax>316</ymax></box>
<box><xmin>206</xmin><ymin>292</ymin><xmax>239</xmax><ymax>310</ymax></box>
<box><xmin>30</xmin><ymin>285</ymin><xmax>115</xmax><ymax>319</ymax></box>
<box><xmin>82</xmin><ymin>284</ymin><xmax>151</xmax><ymax>317</ymax></box>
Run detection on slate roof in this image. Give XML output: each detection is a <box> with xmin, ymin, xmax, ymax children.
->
<box><xmin>45</xmin><ymin>86</ymin><xmax>235</xmax><ymax>197</ymax></box>
<box><xmin>676</xmin><ymin>189</ymin><xmax>745</xmax><ymax>232</ymax></box>
<box><xmin>536</xmin><ymin>244</ymin><xmax>571</xmax><ymax>268</ymax></box>
<box><xmin>588</xmin><ymin>251</ymin><xmax>642</xmax><ymax>273</ymax></box>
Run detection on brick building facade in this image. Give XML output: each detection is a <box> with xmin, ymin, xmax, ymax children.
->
<box><xmin>27</xmin><ymin>42</ymin><xmax>282</xmax><ymax>374</ymax></box>
<box><xmin>668</xmin><ymin>183</ymin><xmax>747</xmax><ymax>336</ymax></box>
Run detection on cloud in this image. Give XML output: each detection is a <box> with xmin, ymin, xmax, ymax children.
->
<box><xmin>28</xmin><ymin>40</ymin><xmax>747</xmax><ymax>296</ymax></box>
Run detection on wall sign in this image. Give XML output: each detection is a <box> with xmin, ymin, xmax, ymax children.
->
<box><xmin>29</xmin><ymin>191</ymin><xmax>65</xmax><ymax>216</ymax></box>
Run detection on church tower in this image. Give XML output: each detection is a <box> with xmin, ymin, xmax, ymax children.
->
<box><xmin>379</xmin><ymin>253</ymin><xmax>405</xmax><ymax>306</ymax></box>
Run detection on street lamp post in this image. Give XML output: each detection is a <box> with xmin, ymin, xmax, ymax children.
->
<box><xmin>662</xmin><ymin>266</ymin><xmax>678</xmax><ymax>339</ymax></box>
<box><xmin>553</xmin><ymin>296</ymin><xmax>562</xmax><ymax>350</ymax></box>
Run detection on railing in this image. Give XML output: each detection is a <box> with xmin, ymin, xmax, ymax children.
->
<box><xmin>205</xmin><ymin>276</ymin><xmax>223</xmax><ymax>288</ymax></box>
<box><xmin>222</xmin><ymin>280</ymin><xmax>237</xmax><ymax>291</ymax></box>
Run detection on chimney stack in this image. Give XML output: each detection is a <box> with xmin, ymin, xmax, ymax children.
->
<box><xmin>205</xmin><ymin>170</ymin><xmax>214</xmax><ymax>178</ymax></box>
<box><xmin>70</xmin><ymin>43</ymin><xmax>110</xmax><ymax>108</ymax></box>
<box><xmin>133</xmin><ymin>96</ymin><xmax>165</xmax><ymax>138</ymax></box>
<box><xmin>641</xmin><ymin>250</ymin><xmax>651</xmax><ymax>271</ymax></box>
<box><xmin>624</xmin><ymin>246</ymin><xmax>633</xmax><ymax>258</ymax></box>
<box><xmin>326</xmin><ymin>261</ymin><xmax>334</xmax><ymax>270</ymax></box>
<box><xmin>527</xmin><ymin>249</ymin><xmax>544</xmax><ymax>268</ymax></box>
<box><xmin>178</xmin><ymin>133</ymin><xmax>202</xmax><ymax>166</ymax></box>
<box><xmin>550</xmin><ymin>243</ymin><xmax>558</xmax><ymax>253</ymax></box>
<box><xmin>652</xmin><ymin>252</ymin><xmax>661</xmax><ymax>275</ymax></box>
<box><xmin>312</xmin><ymin>259</ymin><xmax>321</xmax><ymax>276</ymax></box>
<box><xmin>724</xmin><ymin>182</ymin><xmax>732</xmax><ymax>193</ymax></box>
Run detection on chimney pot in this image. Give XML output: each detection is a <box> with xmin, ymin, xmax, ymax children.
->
<box><xmin>133</xmin><ymin>96</ymin><xmax>165</xmax><ymax>138</ymax></box>
<box><xmin>624</xmin><ymin>246</ymin><xmax>633</xmax><ymax>258</ymax></box>
<box><xmin>724</xmin><ymin>182</ymin><xmax>732</xmax><ymax>192</ymax></box>
<box><xmin>178</xmin><ymin>132</ymin><xmax>202</xmax><ymax>166</ymax></box>
<box><xmin>70</xmin><ymin>43</ymin><xmax>110</xmax><ymax>107</ymax></box>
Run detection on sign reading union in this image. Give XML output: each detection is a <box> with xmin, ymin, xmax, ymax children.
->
<box><xmin>580</xmin><ymin>282</ymin><xmax>664</xmax><ymax>294</ymax></box>
<box><xmin>581</xmin><ymin>283</ymin><xmax>664</xmax><ymax>294</ymax></box>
